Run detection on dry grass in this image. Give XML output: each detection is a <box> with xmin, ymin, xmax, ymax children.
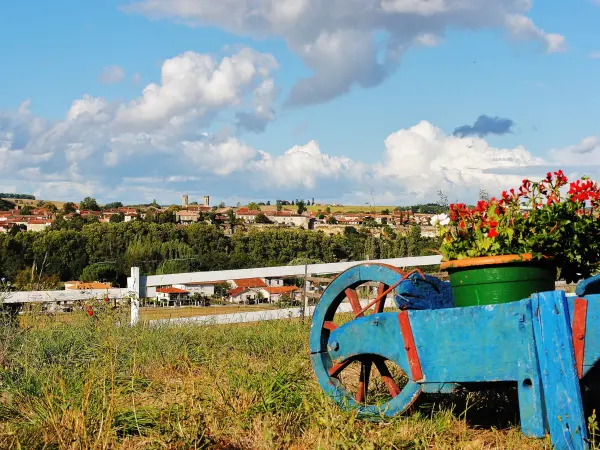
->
<box><xmin>0</xmin><ymin>307</ymin><xmax>597</xmax><ymax>449</ymax></box>
<box><xmin>2</xmin><ymin>198</ymin><xmax>66</xmax><ymax>208</ymax></box>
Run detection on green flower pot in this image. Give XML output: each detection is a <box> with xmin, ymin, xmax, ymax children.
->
<box><xmin>440</xmin><ymin>254</ymin><xmax>556</xmax><ymax>307</ymax></box>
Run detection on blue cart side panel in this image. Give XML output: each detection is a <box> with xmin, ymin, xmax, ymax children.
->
<box><xmin>533</xmin><ymin>291</ymin><xmax>588</xmax><ymax>450</ymax></box>
<box><xmin>408</xmin><ymin>300</ymin><xmax>529</xmax><ymax>383</ymax></box>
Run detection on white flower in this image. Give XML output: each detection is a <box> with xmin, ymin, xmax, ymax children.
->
<box><xmin>430</xmin><ymin>215</ymin><xmax>440</xmax><ymax>226</ymax></box>
<box><xmin>438</xmin><ymin>213</ymin><xmax>450</xmax><ymax>226</ymax></box>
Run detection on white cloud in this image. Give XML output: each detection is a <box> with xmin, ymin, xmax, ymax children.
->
<box><xmin>505</xmin><ymin>14</ymin><xmax>566</xmax><ymax>54</ymax></box>
<box><xmin>371</xmin><ymin>120</ymin><xmax>545</xmax><ymax>202</ymax></box>
<box><xmin>250</xmin><ymin>140</ymin><xmax>364</xmax><ymax>189</ymax></box>
<box><xmin>182</xmin><ymin>138</ymin><xmax>259</xmax><ymax>175</ymax></box>
<box><xmin>115</xmin><ymin>48</ymin><xmax>278</xmax><ymax>129</ymax></box>
<box><xmin>590</xmin><ymin>51</ymin><xmax>600</xmax><ymax>59</ymax></box>
<box><xmin>123</xmin><ymin>0</ymin><xmax>565</xmax><ymax>105</ymax></box>
<box><xmin>414</xmin><ymin>34</ymin><xmax>444</xmax><ymax>47</ymax></box>
<box><xmin>132</xmin><ymin>72</ymin><xmax>142</xmax><ymax>84</ymax></box>
<box><xmin>98</xmin><ymin>65</ymin><xmax>126</xmax><ymax>84</ymax></box>
<box><xmin>549</xmin><ymin>136</ymin><xmax>600</xmax><ymax>164</ymax></box>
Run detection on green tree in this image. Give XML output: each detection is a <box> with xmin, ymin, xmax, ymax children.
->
<box><xmin>247</xmin><ymin>202</ymin><xmax>261</xmax><ymax>211</ymax></box>
<box><xmin>20</xmin><ymin>205</ymin><xmax>33</xmax><ymax>215</ymax></box>
<box><xmin>103</xmin><ymin>201</ymin><xmax>123</xmax><ymax>210</ymax></box>
<box><xmin>296</xmin><ymin>200</ymin><xmax>306</xmax><ymax>215</ymax></box>
<box><xmin>0</xmin><ymin>199</ymin><xmax>16</xmax><ymax>211</ymax></box>
<box><xmin>255</xmin><ymin>213</ymin><xmax>272</xmax><ymax>224</ymax></box>
<box><xmin>109</xmin><ymin>213</ymin><xmax>124</xmax><ymax>223</ymax></box>
<box><xmin>79</xmin><ymin>197</ymin><xmax>100</xmax><ymax>211</ymax></box>
<box><xmin>276</xmin><ymin>201</ymin><xmax>283</xmax><ymax>212</ymax></box>
<box><xmin>407</xmin><ymin>224</ymin><xmax>422</xmax><ymax>256</ymax></box>
<box><xmin>219</xmin><ymin>201</ymin><xmax>226</xmax><ymax>208</ymax></box>
<box><xmin>44</xmin><ymin>202</ymin><xmax>58</xmax><ymax>213</ymax></box>
<box><xmin>327</xmin><ymin>216</ymin><xmax>338</xmax><ymax>224</ymax></box>
<box><xmin>227</xmin><ymin>209</ymin><xmax>236</xmax><ymax>229</ymax></box>
<box><xmin>80</xmin><ymin>262</ymin><xmax>119</xmax><ymax>284</ymax></box>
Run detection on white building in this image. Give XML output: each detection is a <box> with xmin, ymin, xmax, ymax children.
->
<box><xmin>156</xmin><ymin>287</ymin><xmax>189</xmax><ymax>306</ymax></box>
<box><xmin>173</xmin><ymin>281</ymin><xmax>219</xmax><ymax>297</ymax></box>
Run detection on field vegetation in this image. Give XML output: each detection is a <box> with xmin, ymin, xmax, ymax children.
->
<box><xmin>1</xmin><ymin>305</ymin><xmax>597</xmax><ymax>449</ymax></box>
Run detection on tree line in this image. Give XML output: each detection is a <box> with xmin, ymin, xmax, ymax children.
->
<box><xmin>0</xmin><ymin>193</ymin><xmax>35</xmax><ymax>200</ymax></box>
<box><xmin>0</xmin><ymin>221</ymin><xmax>439</xmax><ymax>290</ymax></box>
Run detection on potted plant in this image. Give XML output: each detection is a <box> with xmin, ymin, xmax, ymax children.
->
<box><xmin>431</xmin><ymin>170</ymin><xmax>600</xmax><ymax>307</ymax></box>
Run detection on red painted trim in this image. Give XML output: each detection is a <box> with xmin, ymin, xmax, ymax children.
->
<box><xmin>398</xmin><ymin>311</ymin><xmax>424</xmax><ymax>382</ymax></box>
<box><xmin>323</xmin><ymin>321</ymin><xmax>338</xmax><ymax>331</ymax></box>
<box><xmin>572</xmin><ymin>298</ymin><xmax>588</xmax><ymax>379</ymax></box>
<box><xmin>345</xmin><ymin>289</ymin><xmax>364</xmax><ymax>317</ymax></box>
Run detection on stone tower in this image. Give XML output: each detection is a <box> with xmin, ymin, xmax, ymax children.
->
<box><xmin>203</xmin><ymin>195</ymin><xmax>210</xmax><ymax>206</ymax></box>
<box><xmin>181</xmin><ymin>195</ymin><xmax>189</xmax><ymax>208</ymax></box>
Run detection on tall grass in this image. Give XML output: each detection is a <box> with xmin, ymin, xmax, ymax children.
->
<box><xmin>0</xmin><ymin>306</ymin><xmax>596</xmax><ymax>449</ymax></box>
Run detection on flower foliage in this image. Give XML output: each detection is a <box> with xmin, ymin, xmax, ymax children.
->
<box><xmin>433</xmin><ymin>170</ymin><xmax>600</xmax><ymax>282</ymax></box>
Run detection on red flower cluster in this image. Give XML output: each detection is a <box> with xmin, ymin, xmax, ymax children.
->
<box><xmin>86</xmin><ymin>306</ymin><xmax>94</xmax><ymax>317</ymax></box>
<box><xmin>568</xmin><ymin>179</ymin><xmax>600</xmax><ymax>204</ymax></box>
<box><xmin>449</xmin><ymin>199</ymin><xmax>501</xmax><ymax>238</ymax></box>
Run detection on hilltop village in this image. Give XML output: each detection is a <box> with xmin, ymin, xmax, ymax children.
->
<box><xmin>0</xmin><ymin>194</ymin><xmax>440</xmax><ymax>237</ymax></box>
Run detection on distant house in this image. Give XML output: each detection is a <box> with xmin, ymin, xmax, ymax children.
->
<box><xmin>176</xmin><ymin>210</ymin><xmax>200</xmax><ymax>224</ymax></box>
<box><xmin>156</xmin><ymin>287</ymin><xmax>189</xmax><ymax>306</ymax></box>
<box><xmin>173</xmin><ymin>281</ymin><xmax>221</xmax><ymax>297</ymax></box>
<box><xmin>261</xmin><ymin>286</ymin><xmax>300</xmax><ymax>303</ymax></box>
<box><xmin>27</xmin><ymin>219</ymin><xmax>52</xmax><ymax>232</ymax></box>
<box><xmin>65</xmin><ymin>281</ymin><xmax>112</xmax><ymax>290</ymax></box>
<box><xmin>226</xmin><ymin>277</ymin><xmax>298</xmax><ymax>303</ymax></box>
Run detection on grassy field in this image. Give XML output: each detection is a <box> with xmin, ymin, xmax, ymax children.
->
<box><xmin>1</xmin><ymin>307</ymin><xmax>598</xmax><ymax>449</ymax></box>
<box><xmin>2</xmin><ymin>198</ymin><xmax>66</xmax><ymax>209</ymax></box>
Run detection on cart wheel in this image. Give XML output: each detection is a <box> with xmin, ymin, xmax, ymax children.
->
<box><xmin>310</xmin><ymin>263</ymin><xmax>423</xmax><ymax>419</ymax></box>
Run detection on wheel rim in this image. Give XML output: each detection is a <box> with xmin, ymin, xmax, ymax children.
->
<box><xmin>310</xmin><ymin>263</ymin><xmax>423</xmax><ymax>418</ymax></box>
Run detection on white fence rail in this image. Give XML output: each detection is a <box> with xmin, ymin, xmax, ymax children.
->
<box><xmin>4</xmin><ymin>288</ymin><xmax>131</xmax><ymax>304</ymax></box>
<box><xmin>131</xmin><ymin>255</ymin><xmax>444</xmax><ymax>298</ymax></box>
<box><xmin>2</xmin><ymin>255</ymin><xmax>578</xmax><ymax>328</ymax></box>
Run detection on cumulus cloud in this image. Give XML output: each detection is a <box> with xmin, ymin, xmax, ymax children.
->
<box><xmin>372</xmin><ymin>120</ymin><xmax>543</xmax><ymax>203</ymax></box>
<box><xmin>249</xmin><ymin>140</ymin><xmax>365</xmax><ymax>189</ymax></box>
<box><xmin>1</xmin><ymin>62</ymin><xmax>598</xmax><ymax>205</ymax></box>
<box><xmin>115</xmin><ymin>49</ymin><xmax>278</xmax><ymax>128</ymax></box>
<box><xmin>453</xmin><ymin>115</ymin><xmax>515</xmax><ymax>138</ymax></box>
<box><xmin>123</xmin><ymin>0</ymin><xmax>565</xmax><ymax>106</ymax></box>
<box><xmin>98</xmin><ymin>65</ymin><xmax>126</xmax><ymax>84</ymax></box>
<box><xmin>0</xmin><ymin>47</ymin><xmax>280</xmax><ymax>202</ymax></box>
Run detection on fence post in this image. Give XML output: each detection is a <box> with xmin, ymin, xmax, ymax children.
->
<box><xmin>128</xmin><ymin>267</ymin><xmax>141</xmax><ymax>326</ymax></box>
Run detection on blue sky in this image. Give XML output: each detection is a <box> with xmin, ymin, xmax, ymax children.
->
<box><xmin>1</xmin><ymin>0</ymin><xmax>600</xmax><ymax>206</ymax></box>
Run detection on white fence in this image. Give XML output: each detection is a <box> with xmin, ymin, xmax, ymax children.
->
<box><xmin>1</xmin><ymin>256</ymin><xmax>443</xmax><ymax>325</ymax></box>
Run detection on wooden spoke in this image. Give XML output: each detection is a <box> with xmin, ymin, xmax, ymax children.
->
<box><xmin>323</xmin><ymin>321</ymin><xmax>338</xmax><ymax>331</ymax></box>
<box><xmin>375</xmin><ymin>283</ymin><xmax>388</xmax><ymax>313</ymax></box>
<box><xmin>356</xmin><ymin>360</ymin><xmax>372</xmax><ymax>403</ymax></box>
<box><xmin>374</xmin><ymin>358</ymin><xmax>401</xmax><ymax>398</ymax></box>
<box><xmin>329</xmin><ymin>359</ymin><xmax>352</xmax><ymax>378</ymax></box>
<box><xmin>345</xmin><ymin>288</ymin><xmax>364</xmax><ymax>317</ymax></box>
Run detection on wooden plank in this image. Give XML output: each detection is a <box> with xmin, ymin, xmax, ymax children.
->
<box><xmin>531</xmin><ymin>291</ymin><xmax>588</xmax><ymax>450</ymax></box>
<box><xmin>516</xmin><ymin>299</ymin><xmax>547</xmax><ymax>438</ymax></box>
<box><xmin>572</xmin><ymin>298</ymin><xmax>588</xmax><ymax>379</ymax></box>
<box><xmin>398</xmin><ymin>311</ymin><xmax>424</xmax><ymax>382</ymax></box>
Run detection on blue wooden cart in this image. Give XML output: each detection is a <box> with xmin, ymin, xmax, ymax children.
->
<box><xmin>310</xmin><ymin>263</ymin><xmax>600</xmax><ymax>450</ymax></box>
